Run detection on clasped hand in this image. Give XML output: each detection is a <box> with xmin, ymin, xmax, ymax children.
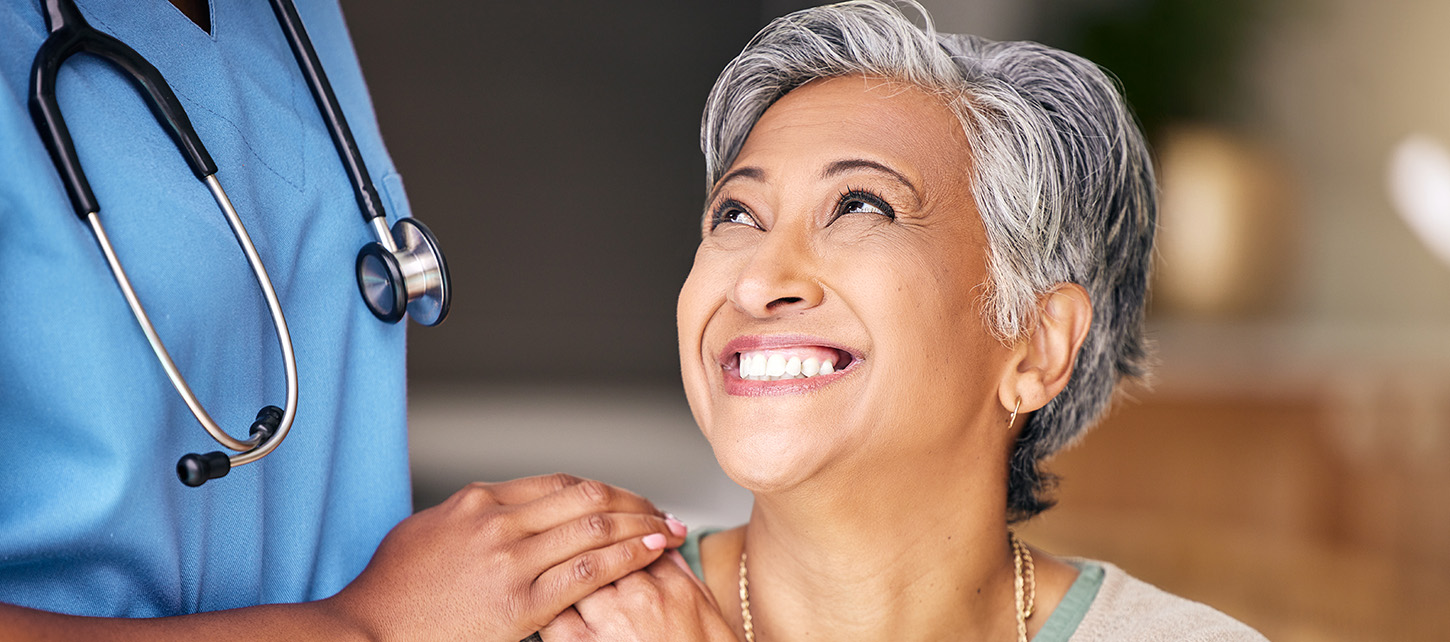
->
<box><xmin>539</xmin><ymin>549</ymin><xmax>736</xmax><ymax>642</ymax></box>
<box><xmin>323</xmin><ymin>473</ymin><xmax>690</xmax><ymax>642</ymax></box>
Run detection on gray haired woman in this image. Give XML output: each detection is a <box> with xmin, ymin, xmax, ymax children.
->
<box><xmin>540</xmin><ymin>2</ymin><xmax>1267</xmax><ymax>640</ymax></box>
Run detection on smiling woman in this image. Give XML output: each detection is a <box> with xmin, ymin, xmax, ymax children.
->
<box><xmin>683</xmin><ymin>75</ymin><xmax>1017</xmax><ymax>501</ymax></box>
<box><xmin>540</xmin><ymin>2</ymin><xmax>1267</xmax><ymax>641</ymax></box>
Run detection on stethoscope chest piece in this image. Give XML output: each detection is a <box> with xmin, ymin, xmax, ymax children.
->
<box><xmin>357</xmin><ymin>217</ymin><xmax>450</xmax><ymax>326</ymax></box>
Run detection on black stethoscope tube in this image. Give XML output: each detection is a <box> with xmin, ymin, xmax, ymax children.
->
<box><xmin>30</xmin><ymin>0</ymin><xmax>217</xmax><ymax>219</ymax></box>
<box><xmin>267</xmin><ymin>0</ymin><xmax>387</xmax><ymax>230</ymax></box>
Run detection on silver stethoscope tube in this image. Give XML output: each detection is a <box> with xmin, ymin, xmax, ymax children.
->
<box><xmin>369</xmin><ymin>216</ymin><xmax>397</xmax><ymax>253</ymax></box>
<box><xmin>84</xmin><ymin>175</ymin><xmax>299</xmax><ymax>466</ymax></box>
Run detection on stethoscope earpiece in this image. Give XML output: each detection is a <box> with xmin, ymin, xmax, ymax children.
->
<box><xmin>177</xmin><ymin>451</ymin><xmax>230</xmax><ymax>487</ymax></box>
<box><xmin>175</xmin><ymin>405</ymin><xmax>286</xmax><ymax>487</ymax></box>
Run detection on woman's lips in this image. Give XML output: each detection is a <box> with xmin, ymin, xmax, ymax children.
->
<box><xmin>717</xmin><ymin>335</ymin><xmax>861</xmax><ymax>396</ymax></box>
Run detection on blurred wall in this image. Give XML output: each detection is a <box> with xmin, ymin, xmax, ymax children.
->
<box><xmin>342</xmin><ymin>1</ymin><xmax>762</xmax><ymax>387</ymax></box>
<box><xmin>1253</xmin><ymin>0</ymin><xmax>1450</xmax><ymax>323</ymax></box>
<box><xmin>342</xmin><ymin>0</ymin><xmax>1056</xmax><ymax>389</ymax></box>
<box><xmin>343</xmin><ymin>0</ymin><xmax>1450</xmax><ymax>389</ymax></box>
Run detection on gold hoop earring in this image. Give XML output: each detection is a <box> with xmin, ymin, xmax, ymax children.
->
<box><xmin>1007</xmin><ymin>397</ymin><xmax>1022</xmax><ymax>430</ymax></box>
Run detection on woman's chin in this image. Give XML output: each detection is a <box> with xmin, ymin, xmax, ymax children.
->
<box><xmin>719</xmin><ymin>461</ymin><xmax>814</xmax><ymax>495</ymax></box>
<box><xmin>709</xmin><ymin>429</ymin><xmax>836</xmax><ymax>495</ymax></box>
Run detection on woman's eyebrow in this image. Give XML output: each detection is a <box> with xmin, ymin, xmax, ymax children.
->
<box><xmin>821</xmin><ymin>159</ymin><xmax>922</xmax><ymax>205</ymax></box>
<box><xmin>707</xmin><ymin>166</ymin><xmax>765</xmax><ymax>204</ymax></box>
<box><xmin>706</xmin><ymin>160</ymin><xmax>923</xmax><ymax>208</ymax></box>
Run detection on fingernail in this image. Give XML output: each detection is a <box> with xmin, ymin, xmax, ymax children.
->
<box><xmin>666</xmin><ymin>517</ymin><xmax>688</xmax><ymax>537</ymax></box>
<box><xmin>643</xmin><ymin>533</ymin><xmax>668</xmax><ymax>550</ymax></box>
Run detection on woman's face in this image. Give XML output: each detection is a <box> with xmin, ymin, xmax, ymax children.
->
<box><xmin>678</xmin><ymin>75</ymin><xmax>1015</xmax><ymax>493</ymax></box>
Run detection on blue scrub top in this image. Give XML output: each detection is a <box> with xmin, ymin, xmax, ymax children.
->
<box><xmin>0</xmin><ymin>0</ymin><xmax>412</xmax><ymax>616</ymax></box>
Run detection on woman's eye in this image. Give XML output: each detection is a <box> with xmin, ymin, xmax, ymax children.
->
<box><xmin>710</xmin><ymin>199</ymin><xmax>760</xmax><ymax>230</ymax></box>
<box><xmin>834</xmin><ymin>190</ymin><xmax>895</xmax><ymax>221</ymax></box>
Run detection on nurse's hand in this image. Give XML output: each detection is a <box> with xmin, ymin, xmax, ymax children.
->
<box><xmin>326</xmin><ymin>473</ymin><xmax>688</xmax><ymax>642</ymax></box>
<box><xmin>537</xmin><ymin>550</ymin><xmax>736</xmax><ymax>642</ymax></box>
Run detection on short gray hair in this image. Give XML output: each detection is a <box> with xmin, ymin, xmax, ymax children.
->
<box><xmin>700</xmin><ymin>0</ymin><xmax>1156</xmax><ymax>521</ymax></box>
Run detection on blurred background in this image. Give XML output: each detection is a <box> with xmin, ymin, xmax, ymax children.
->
<box><xmin>340</xmin><ymin>0</ymin><xmax>1450</xmax><ymax>639</ymax></box>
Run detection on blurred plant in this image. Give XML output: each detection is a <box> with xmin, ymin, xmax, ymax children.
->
<box><xmin>1040</xmin><ymin>0</ymin><xmax>1281</xmax><ymax>138</ymax></box>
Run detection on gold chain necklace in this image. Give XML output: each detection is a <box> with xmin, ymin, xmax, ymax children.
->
<box><xmin>738</xmin><ymin>531</ymin><xmax>1036</xmax><ymax>642</ymax></box>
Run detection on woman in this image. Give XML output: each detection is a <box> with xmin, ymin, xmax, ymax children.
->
<box><xmin>544</xmin><ymin>2</ymin><xmax>1267</xmax><ymax>640</ymax></box>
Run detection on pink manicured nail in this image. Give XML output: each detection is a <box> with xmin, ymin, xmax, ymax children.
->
<box><xmin>643</xmin><ymin>533</ymin><xmax>668</xmax><ymax>550</ymax></box>
<box><xmin>666</xmin><ymin>517</ymin><xmax>688</xmax><ymax>537</ymax></box>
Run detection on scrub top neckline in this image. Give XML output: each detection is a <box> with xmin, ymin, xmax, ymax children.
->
<box><xmin>76</xmin><ymin>0</ymin><xmax>220</xmax><ymax>43</ymax></box>
<box><xmin>160</xmin><ymin>0</ymin><xmax>216</xmax><ymax>37</ymax></box>
<box><xmin>59</xmin><ymin>0</ymin><xmax>315</xmax><ymax>209</ymax></box>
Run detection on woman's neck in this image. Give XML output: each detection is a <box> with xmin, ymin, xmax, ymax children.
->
<box><xmin>701</xmin><ymin>471</ymin><xmax>1032</xmax><ymax>642</ymax></box>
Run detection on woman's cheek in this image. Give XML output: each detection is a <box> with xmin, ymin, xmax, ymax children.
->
<box><xmin>677</xmin><ymin>253</ymin><xmax>727</xmax><ymax>432</ymax></box>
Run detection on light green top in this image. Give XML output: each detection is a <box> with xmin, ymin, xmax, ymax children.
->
<box><xmin>678</xmin><ymin>529</ymin><xmax>1104</xmax><ymax>642</ymax></box>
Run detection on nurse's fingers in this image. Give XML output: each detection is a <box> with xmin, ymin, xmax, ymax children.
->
<box><xmin>467</xmin><ymin>472</ymin><xmax>588</xmax><ymax>506</ymax></box>
<box><xmin>529</xmin><ymin>534</ymin><xmax>670</xmax><ymax>621</ymax></box>
<box><xmin>537</xmin><ymin>605</ymin><xmax>590</xmax><ymax>641</ymax></box>
<box><xmin>522</xmin><ymin>511</ymin><xmax>687</xmax><ymax>572</ymax></box>
<box><xmin>508</xmin><ymin>476</ymin><xmax>670</xmax><ymax>534</ymax></box>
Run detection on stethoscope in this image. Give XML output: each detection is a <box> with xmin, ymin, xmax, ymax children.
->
<box><xmin>28</xmin><ymin>0</ymin><xmax>451</xmax><ymax>486</ymax></box>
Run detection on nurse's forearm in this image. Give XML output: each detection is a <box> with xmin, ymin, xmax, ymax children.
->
<box><xmin>0</xmin><ymin>599</ymin><xmax>367</xmax><ymax>642</ymax></box>
<box><xmin>0</xmin><ymin>474</ymin><xmax>686</xmax><ymax>642</ymax></box>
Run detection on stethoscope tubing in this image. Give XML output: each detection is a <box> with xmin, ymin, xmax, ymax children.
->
<box><xmin>28</xmin><ymin>0</ymin><xmax>450</xmax><ymax>484</ymax></box>
<box><xmin>82</xmin><ymin>176</ymin><xmax>299</xmax><ymax>465</ymax></box>
<box><xmin>199</xmin><ymin>174</ymin><xmax>298</xmax><ymax>466</ymax></box>
<box><xmin>30</xmin><ymin>0</ymin><xmax>216</xmax><ymax>219</ymax></box>
<box><xmin>31</xmin><ymin>0</ymin><xmax>298</xmax><ymax>475</ymax></box>
<box><xmin>271</xmin><ymin>0</ymin><xmax>451</xmax><ymax>326</ymax></box>
<box><xmin>268</xmin><ymin>0</ymin><xmax>394</xmax><ymax>251</ymax></box>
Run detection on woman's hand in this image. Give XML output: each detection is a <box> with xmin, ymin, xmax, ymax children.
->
<box><xmin>538</xmin><ymin>550</ymin><xmax>737</xmax><ymax>642</ymax></box>
<box><xmin>324</xmin><ymin>473</ymin><xmax>688</xmax><ymax>642</ymax></box>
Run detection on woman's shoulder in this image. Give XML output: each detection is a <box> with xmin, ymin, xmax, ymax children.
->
<box><xmin>681</xmin><ymin>526</ymin><xmax>744</xmax><ymax>578</ymax></box>
<box><xmin>1070</xmin><ymin>561</ymin><xmax>1269</xmax><ymax>642</ymax></box>
<box><xmin>677</xmin><ymin>528</ymin><xmax>712</xmax><ymax>579</ymax></box>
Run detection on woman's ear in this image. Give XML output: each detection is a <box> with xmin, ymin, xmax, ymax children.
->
<box><xmin>999</xmin><ymin>284</ymin><xmax>1093</xmax><ymax>415</ymax></box>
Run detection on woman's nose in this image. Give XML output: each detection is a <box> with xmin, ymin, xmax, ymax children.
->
<box><xmin>728</xmin><ymin>230</ymin><xmax>824</xmax><ymax>318</ymax></box>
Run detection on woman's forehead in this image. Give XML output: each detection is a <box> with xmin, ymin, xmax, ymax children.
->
<box><xmin>730</xmin><ymin>75</ymin><xmax>972</xmax><ymax>188</ymax></box>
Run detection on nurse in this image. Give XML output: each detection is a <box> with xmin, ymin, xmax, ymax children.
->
<box><xmin>0</xmin><ymin>1</ymin><xmax>684</xmax><ymax>640</ymax></box>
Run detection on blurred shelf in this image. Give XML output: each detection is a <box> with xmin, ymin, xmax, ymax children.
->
<box><xmin>1022</xmin><ymin>392</ymin><xmax>1450</xmax><ymax>642</ymax></box>
<box><xmin>1146</xmin><ymin>318</ymin><xmax>1450</xmax><ymax>397</ymax></box>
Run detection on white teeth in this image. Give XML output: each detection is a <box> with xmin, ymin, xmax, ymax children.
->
<box><xmin>736</xmin><ymin>351</ymin><xmax>844</xmax><ymax>381</ymax></box>
<box><xmin>802</xmin><ymin>358</ymin><xmax>820</xmax><ymax>377</ymax></box>
<box><xmin>765</xmin><ymin>354</ymin><xmax>787</xmax><ymax>377</ymax></box>
<box><xmin>749</xmin><ymin>354</ymin><xmax>767</xmax><ymax>377</ymax></box>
